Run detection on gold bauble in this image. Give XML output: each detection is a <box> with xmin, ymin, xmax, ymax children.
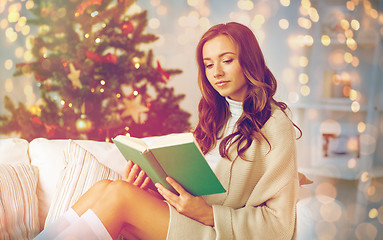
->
<box><xmin>75</xmin><ymin>114</ymin><xmax>93</xmax><ymax>133</ymax></box>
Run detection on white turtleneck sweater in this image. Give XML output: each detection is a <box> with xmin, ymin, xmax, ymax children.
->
<box><xmin>204</xmin><ymin>97</ymin><xmax>243</xmax><ymax>171</ymax></box>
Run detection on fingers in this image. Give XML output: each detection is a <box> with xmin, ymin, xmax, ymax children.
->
<box><xmin>126</xmin><ymin>161</ymin><xmax>140</xmax><ymax>183</ymax></box>
<box><xmin>125</xmin><ymin>161</ymin><xmax>149</xmax><ymax>188</ymax></box>
<box><xmin>124</xmin><ymin>160</ymin><xmax>134</xmax><ymax>180</ymax></box>
<box><xmin>155</xmin><ymin>177</ymin><xmax>191</xmax><ymax>206</ymax></box>
<box><xmin>166</xmin><ymin>177</ymin><xmax>187</xmax><ymax>195</ymax></box>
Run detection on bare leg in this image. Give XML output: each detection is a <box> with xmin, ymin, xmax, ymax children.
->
<box><xmin>72</xmin><ymin>180</ymin><xmax>169</xmax><ymax>240</ymax></box>
<box><xmin>72</xmin><ymin>179</ymin><xmax>112</xmax><ymax>216</ymax></box>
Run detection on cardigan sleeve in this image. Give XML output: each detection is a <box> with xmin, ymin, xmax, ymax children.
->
<box><xmin>166</xmin><ymin>109</ymin><xmax>299</xmax><ymax>240</ymax></box>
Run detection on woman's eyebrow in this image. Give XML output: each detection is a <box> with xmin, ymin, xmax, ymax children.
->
<box><xmin>203</xmin><ymin>52</ymin><xmax>236</xmax><ymax>61</ymax></box>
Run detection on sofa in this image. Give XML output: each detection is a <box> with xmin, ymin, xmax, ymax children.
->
<box><xmin>0</xmin><ymin>137</ymin><xmax>330</xmax><ymax>239</ymax></box>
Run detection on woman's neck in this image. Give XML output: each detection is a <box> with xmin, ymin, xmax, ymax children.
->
<box><xmin>226</xmin><ymin>97</ymin><xmax>243</xmax><ymax>119</ymax></box>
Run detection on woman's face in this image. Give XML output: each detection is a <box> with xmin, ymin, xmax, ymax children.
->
<box><xmin>202</xmin><ymin>35</ymin><xmax>248</xmax><ymax>102</ymax></box>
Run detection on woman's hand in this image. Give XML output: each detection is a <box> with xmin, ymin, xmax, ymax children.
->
<box><xmin>124</xmin><ymin>160</ymin><xmax>151</xmax><ymax>190</ymax></box>
<box><xmin>155</xmin><ymin>177</ymin><xmax>214</xmax><ymax>226</ymax></box>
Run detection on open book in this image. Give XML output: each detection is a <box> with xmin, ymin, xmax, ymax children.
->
<box><xmin>113</xmin><ymin>132</ymin><xmax>226</xmax><ymax>196</ymax></box>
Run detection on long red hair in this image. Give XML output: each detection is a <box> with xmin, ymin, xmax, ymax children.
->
<box><xmin>193</xmin><ymin>22</ymin><xmax>300</xmax><ymax>159</ymax></box>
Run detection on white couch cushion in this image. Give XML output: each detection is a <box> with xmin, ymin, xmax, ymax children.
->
<box><xmin>44</xmin><ymin>140</ymin><xmax>122</xmax><ymax>227</ymax></box>
<box><xmin>29</xmin><ymin>138</ymin><xmax>69</xmax><ymax>228</ymax></box>
<box><xmin>0</xmin><ymin>138</ymin><xmax>29</xmax><ymax>164</ymax></box>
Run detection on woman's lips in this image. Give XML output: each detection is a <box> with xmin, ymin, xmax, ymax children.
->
<box><xmin>215</xmin><ymin>80</ymin><xmax>229</xmax><ymax>87</ymax></box>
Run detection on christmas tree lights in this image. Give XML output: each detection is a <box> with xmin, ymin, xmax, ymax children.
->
<box><xmin>0</xmin><ymin>0</ymin><xmax>191</xmax><ymax>141</ymax></box>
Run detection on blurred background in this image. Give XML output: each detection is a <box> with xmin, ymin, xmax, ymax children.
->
<box><xmin>1</xmin><ymin>0</ymin><xmax>383</xmax><ymax>239</ymax></box>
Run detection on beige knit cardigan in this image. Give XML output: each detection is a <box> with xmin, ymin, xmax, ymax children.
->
<box><xmin>166</xmin><ymin>107</ymin><xmax>299</xmax><ymax>240</ymax></box>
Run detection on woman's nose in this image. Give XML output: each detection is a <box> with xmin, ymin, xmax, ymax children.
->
<box><xmin>214</xmin><ymin>64</ymin><xmax>224</xmax><ymax>78</ymax></box>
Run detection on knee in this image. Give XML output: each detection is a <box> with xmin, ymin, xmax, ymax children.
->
<box><xmin>103</xmin><ymin>180</ymin><xmax>136</xmax><ymax>197</ymax></box>
<box><xmin>92</xmin><ymin>179</ymin><xmax>113</xmax><ymax>191</ymax></box>
<box><xmin>101</xmin><ymin>180</ymin><xmax>137</xmax><ymax>206</ymax></box>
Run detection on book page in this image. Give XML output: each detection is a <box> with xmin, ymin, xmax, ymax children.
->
<box><xmin>143</xmin><ymin>132</ymin><xmax>195</xmax><ymax>149</ymax></box>
<box><xmin>113</xmin><ymin>135</ymin><xmax>148</xmax><ymax>153</ymax></box>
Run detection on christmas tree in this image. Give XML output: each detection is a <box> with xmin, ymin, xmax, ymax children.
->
<box><xmin>0</xmin><ymin>0</ymin><xmax>191</xmax><ymax>141</ymax></box>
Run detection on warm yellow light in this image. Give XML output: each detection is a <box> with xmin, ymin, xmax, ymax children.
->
<box><xmin>298</xmin><ymin>17</ymin><xmax>312</xmax><ymax>29</ymax></box>
<box><xmin>133</xmin><ymin>90</ymin><xmax>138</xmax><ymax>96</ymax></box>
<box><xmin>6</xmin><ymin>27</ymin><xmax>18</xmax><ymax>42</ymax></box>
<box><xmin>0</xmin><ymin>19</ymin><xmax>8</xmax><ymax>29</ymax></box>
<box><xmin>251</xmin><ymin>14</ymin><xmax>265</xmax><ymax>29</ymax></box>
<box><xmin>21</xmin><ymin>25</ymin><xmax>30</xmax><ymax>35</ymax></box>
<box><xmin>300</xmin><ymin>85</ymin><xmax>310</xmax><ymax>96</ymax></box>
<box><xmin>348</xmin><ymin>158</ymin><xmax>357</xmax><ymax>169</ymax></box>
<box><xmin>345</xmin><ymin>29</ymin><xmax>353</xmax><ymax>38</ymax></box>
<box><xmin>303</xmin><ymin>35</ymin><xmax>314</xmax><ymax>46</ymax></box>
<box><xmin>280</xmin><ymin>0</ymin><xmax>290</xmax><ymax>7</ymax></box>
<box><xmin>346</xmin><ymin>38</ymin><xmax>357</xmax><ymax>50</ymax></box>
<box><xmin>341</xmin><ymin>19</ymin><xmax>350</xmax><ymax>30</ymax></box>
<box><xmin>187</xmin><ymin>0</ymin><xmax>199</xmax><ymax>7</ymax></box>
<box><xmin>361</xmin><ymin>172</ymin><xmax>369</xmax><ymax>182</ymax></box>
<box><xmin>308</xmin><ymin>7</ymin><xmax>319</xmax><ymax>22</ymax></box>
<box><xmin>351</xmin><ymin>19</ymin><xmax>360</xmax><ymax>30</ymax></box>
<box><xmin>352</xmin><ymin>56</ymin><xmax>359</xmax><ymax>67</ymax></box>
<box><xmin>369</xmin><ymin>9</ymin><xmax>378</xmax><ymax>19</ymax></box>
<box><xmin>100</xmin><ymin>80</ymin><xmax>106</xmax><ymax>85</ymax></box>
<box><xmin>301</xmin><ymin>0</ymin><xmax>311</xmax><ymax>8</ymax></box>
<box><xmin>95</xmin><ymin>38</ymin><xmax>101</xmax><ymax>43</ymax></box>
<box><xmin>349</xmin><ymin>89</ymin><xmax>358</xmax><ymax>101</ymax></box>
<box><xmin>347</xmin><ymin>1</ymin><xmax>355</xmax><ymax>11</ymax></box>
<box><xmin>5</xmin><ymin>79</ymin><xmax>13</xmax><ymax>93</ymax></box>
<box><xmin>299</xmin><ymin>56</ymin><xmax>309</xmax><ymax>67</ymax></box>
<box><xmin>351</xmin><ymin>101</ymin><xmax>360</xmax><ymax>112</ymax></box>
<box><xmin>358</xmin><ymin>122</ymin><xmax>366</xmax><ymax>133</ymax></box>
<box><xmin>8</xmin><ymin>11</ymin><xmax>20</xmax><ymax>23</ymax></box>
<box><xmin>279</xmin><ymin>19</ymin><xmax>289</xmax><ymax>30</ymax></box>
<box><xmin>4</xmin><ymin>59</ymin><xmax>13</xmax><ymax>70</ymax></box>
<box><xmin>321</xmin><ymin>35</ymin><xmax>331</xmax><ymax>46</ymax></box>
<box><xmin>134</xmin><ymin>63</ymin><xmax>140</xmax><ymax>69</ymax></box>
<box><xmin>369</xmin><ymin>208</ymin><xmax>378</xmax><ymax>219</ymax></box>
<box><xmin>24</xmin><ymin>50</ymin><xmax>33</xmax><ymax>61</ymax></box>
<box><xmin>17</xmin><ymin>16</ymin><xmax>27</xmax><ymax>27</ymax></box>
<box><xmin>149</xmin><ymin>18</ymin><xmax>160</xmax><ymax>29</ymax></box>
<box><xmin>299</xmin><ymin>73</ymin><xmax>309</xmax><ymax>84</ymax></box>
<box><xmin>344</xmin><ymin>52</ymin><xmax>353</xmax><ymax>63</ymax></box>
<box><xmin>85</xmin><ymin>33</ymin><xmax>89</xmax><ymax>38</ymax></box>
<box><xmin>26</xmin><ymin>0</ymin><xmax>34</xmax><ymax>10</ymax></box>
<box><xmin>116</xmin><ymin>93</ymin><xmax>121</xmax><ymax>98</ymax></box>
<box><xmin>238</xmin><ymin>0</ymin><xmax>254</xmax><ymax>10</ymax></box>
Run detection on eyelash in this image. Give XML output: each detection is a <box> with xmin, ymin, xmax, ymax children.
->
<box><xmin>204</xmin><ymin>59</ymin><xmax>233</xmax><ymax>69</ymax></box>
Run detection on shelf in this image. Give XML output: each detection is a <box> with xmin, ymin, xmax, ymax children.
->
<box><xmin>291</xmin><ymin>101</ymin><xmax>367</xmax><ymax>112</ymax></box>
<box><xmin>299</xmin><ymin>165</ymin><xmax>383</xmax><ymax>180</ymax></box>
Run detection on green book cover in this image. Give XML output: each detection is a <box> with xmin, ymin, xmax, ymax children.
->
<box><xmin>113</xmin><ymin>133</ymin><xmax>226</xmax><ymax>196</ymax></box>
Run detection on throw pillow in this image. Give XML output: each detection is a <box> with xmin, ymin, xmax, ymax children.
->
<box><xmin>0</xmin><ymin>163</ymin><xmax>40</xmax><ymax>240</ymax></box>
<box><xmin>0</xmin><ymin>138</ymin><xmax>29</xmax><ymax>164</ymax></box>
<box><xmin>44</xmin><ymin>140</ymin><xmax>122</xmax><ymax>227</ymax></box>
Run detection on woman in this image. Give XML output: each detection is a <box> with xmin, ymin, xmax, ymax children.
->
<box><xmin>35</xmin><ymin>22</ymin><xmax>300</xmax><ymax>240</ymax></box>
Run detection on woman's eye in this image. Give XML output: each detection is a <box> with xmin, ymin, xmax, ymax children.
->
<box><xmin>205</xmin><ymin>64</ymin><xmax>213</xmax><ymax>69</ymax></box>
<box><xmin>223</xmin><ymin>59</ymin><xmax>233</xmax><ymax>64</ymax></box>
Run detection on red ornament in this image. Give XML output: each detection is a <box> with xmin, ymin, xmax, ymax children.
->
<box><xmin>86</xmin><ymin>50</ymin><xmax>103</xmax><ymax>62</ymax></box>
<box><xmin>86</xmin><ymin>50</ymin><xmax>117</xmax><ymax>64</ymax></box>
<box><xmin>61</xmin><ymin>59</ymin><xmax>69</xmax><ymax>72</ymax></box>
<box><xmin>34</xmin><ymin>72</ymin><xmax>47</xmax><ymax>82</ymax></box>
<box><xmin>32</xmin><ymin>117</ymin><xmax>43</xmax><ymax>125</ymax></box>
<box><xmin>121</xmin><ymin>21</ymin><xmax>134</xmax><ymax>34</ymax></box>
<box><xmin>103</xmin><ymin>53</ymin><xmax>118</xmax><ymax>64</ymax></box>
<box><xmin>156</xmin><ymin>60</ymin><xmax>170</xmax><ymax>83</ymax></box>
